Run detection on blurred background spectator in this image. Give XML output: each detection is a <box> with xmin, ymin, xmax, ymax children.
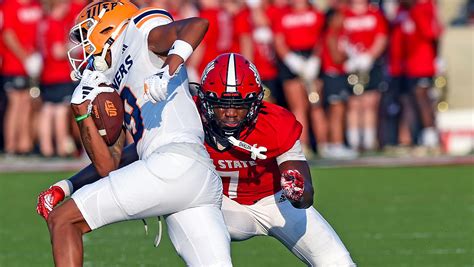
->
<box><xmin>37</xmin><ymin>0</ymin><xmax>80</xmax><ymax>158</ymax></box>
<box><xmin>0</xmin><ymin>0</ymin><xmax>5</xmax><ymax>153</ymax></box>
<box><xmin>342</xmin><ymin>0</ymin><xmax>388</xmax><ymax>153</ymax></box>
<box><xmin>320</xmin><ymin>0</ymin><xmax>359</xmax><ymax>159</ymax></box>
<box><xmin>273</xmin><ymin>0</ymin><xmax>327</xmax><ymax>159</ymax></box>
<box><xmin>0</xmin><ymin>0</ymin><xmax>472</xmax><ymax>160</ymax></box>
<box><xmin>2</xmin><ymin>0</ymin><xmax>43</xmax><ymax>156</ymax></box>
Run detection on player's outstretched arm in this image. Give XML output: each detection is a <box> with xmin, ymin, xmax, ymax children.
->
<box><xmin>36</xmin><ymin>143</ymin><xmax>139</xmax><ymax>220</ymax></box>
<box><xmin>279</xmin><ymin>160</ymin><xmax>315</xmax><ymax>209</ymax></box>
<box><xmin>148</xmin><ymin>17</ymin><xmax>209</xmax><ymax>74</ymax></box>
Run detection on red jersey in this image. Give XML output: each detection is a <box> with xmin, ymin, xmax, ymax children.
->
<box><xmin>205</xmin><ymin>102</ymin><xmax>303</xmax><ymax>205</ymax></box>
<box><xmin>0</xmin><ymin>1</ymin><xmax>4</xmax><ymax>69</ymax></box>
<box><xmin>274</xmin><ymin>6</ymin><xmax>325</xmax><ymax>51</ymax></box>
<box><xmin>388</xmin><ymin>7</ymin><xmax>408</xmax><ymax>77</ymax></box>
<box><xmin>233</xmin><ymin>8</ymin><xmax>278</xmax><ymax>80</ymax></box>
<box><xmin>197</xmin><ymin>8</ymin><xmax>232</xmax><ymax>75</ymax></box>
<box><xmin>69</xmin><ymin>1</ymin><xmax>87</xmax><ymax>25</ymax></box>
<box><xmin>401</xmin><ymin>0</ymin><xmax>441</xmax><ymax>77</ymax></box>
<box><xmin>2</xmin><ymin>0</ymin><xmax>42</xmax><ymax>76</ymax></box>
<box><xmin>342</xmin><ymin>5</ymin><xmax>387</xmax><ymax>53</ymax></box>
<box><xmin>321</xmin><ymin>11</ymin><xmax>345</xmax><ymax>75</ymax></box>
<box><xmin>39</xmin><ymin>10</ymin><xmax>74</xmax><ymax>84</ymax></box>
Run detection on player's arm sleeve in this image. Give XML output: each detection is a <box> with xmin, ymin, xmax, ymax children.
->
<box><xmin>276</xmin><ymin>140</ymin><xmax>306</xmax><ymax>165</ymax></box>
<box><xmin>131</xmin><ymin>8</ymin><xmax>174</xmax><ymax>35</ymax></box>
<box><xmin>68</xmin><ymin>143</ymin><xmax>138</xmax><ymax>193</ymax></box>
<box><xmin>128</xmin><ymin>8</ymin><xmax>174</xmax><ymax>52</ymax></box>
<box><xmin>275</xmin><ymin>109</ymin><xmax>303</xmax><ymax>156</ymax></box>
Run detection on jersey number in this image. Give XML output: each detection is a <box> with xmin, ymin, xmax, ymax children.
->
<box><xmin>120</xmin><ymin>86</ymin><xmax>144</xmax><ymax>142</ymax></box>
<box><xmin>218</xmin><ymin>171</ymin><xmax>239</xmax><ymax>199</ymax></box>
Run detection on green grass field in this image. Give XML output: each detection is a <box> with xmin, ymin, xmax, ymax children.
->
<box><xmin>1</xmin><ymin>165</ymin><xmax>473</xmax><ymax>266</ymax></box>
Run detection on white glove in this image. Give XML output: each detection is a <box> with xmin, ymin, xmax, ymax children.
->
<box><xmin>301</xmin><ymin>56</ymin><xmax>321</xmax><ymax>82</ymax></box>
<box><xmin>435</xmin><ymin>57</ymin><xmax>446</xmax><ymax>75</ymax></box>
<box><xmin>24</xmin><ymin>53</ymin><xmax>43</xmax><ymax>79</ymax></box>
<box><xmin>355</xmin><ymin>53</ymin><xmax>373</xmax><ymax>72</ymax></box>
<box><xmin>283</xmin><ymin>52</ymin><xmax>306</xmax><ymax>76</ymax></box>
<box><xmin>344</xmin><ymin>56</ymin><xmax>358</xmax><ymax>73</ymax></box>
<box><xmin>70</xmin><ymin>69</ymin><xmax>114</xmax><ymax>105</ymax></box>
<box><xmin>144</xmin><ymin>65</ymin><xmax>173</xmax><ymax>103</ymax></box>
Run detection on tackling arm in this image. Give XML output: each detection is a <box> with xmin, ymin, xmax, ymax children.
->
<box><xmin>69</xmin><ymin>143</ymin><xmax>138</xmax><ymax>191</ymax></box>
<box><xmin>36</xmin><ymin>143</ymin><xmax>139</xmax><ymax>220</ymax></box>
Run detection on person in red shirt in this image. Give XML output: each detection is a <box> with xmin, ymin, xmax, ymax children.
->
<box><xmin>342</xmin><ymin>0</ymin><xmax>388</xmax><ymax>152</ymax></box>
<box><xmin>319</xmin><ymin>0</ymin><xmax>359</xmax><ymax>159</ymax></box>
<box><xmin>382</xmin><ymin>0</ymin><xmax>414</xmax><ymax>148</ymax></box>
<box><xmin>37</xmin><ymin>0</ymin><xmax>78</xmax><ymax>157</ymax></box>
<box><xmin>400</xmin><ymin>0</ymin><xmax>442</xmax><ymax>149</ymax></box>
<box><xmin>187</xmin><ymin>0</ymin><xmax>234</xmax><ymax>82</ymax></box>
<box><xmin>0</xmin><ymin>0</ymin><xmax>6</xmax><ymax>152</ymax></box>
<box><xmin>37</xmin><ymin>53</ymin><xmax>356</xmax><ymax>266</ymax></box>
<box><xmin>274</xmin><ymin>0</ymin><xmax>327</xmax><ymax>158</ymax></box>
<box><xmin>2</xmin><ymin>0</ymin><xmax>43</xmax><ymax>155</ymax></box>
<box><xmin>232</xmin><ymin>0</ymin><xmax>284</xmax><ymax>107</ymax></box>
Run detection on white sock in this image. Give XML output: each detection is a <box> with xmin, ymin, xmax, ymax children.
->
<box><xmin>363</xmin><ymin>128</ymin><xmax>377</xmax><ymax>150</ymax></box>
<box><xmin>421</xmin><ymin>127</ymin><xmax>439</xmax><ymax>148</ymax></box>
<box><xmin>347</xmin><ymin>128</ymin><xmax>360</xmax><ymax>150</ymax></box>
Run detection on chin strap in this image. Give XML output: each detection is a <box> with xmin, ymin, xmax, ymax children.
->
<box><xmin>227</xmin><ymin>136</ymin><xmax>267</xmax><ymax>160</ymax></box>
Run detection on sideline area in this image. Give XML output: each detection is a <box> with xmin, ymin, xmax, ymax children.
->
<box><xmin>1</xmin><ymin>153</ymin><xmax>472</xmax><ymax>173</ymax></box>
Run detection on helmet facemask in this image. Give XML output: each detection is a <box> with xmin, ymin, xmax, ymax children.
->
<box><xmin>67</xmin><ymin>0</ymin><xmax>138</xmax><ymax>80</ymax></box>
<box><xmin>197</xmin><ymin>53</ymin><xmax>264</xmax><ymax>150</ymax></box>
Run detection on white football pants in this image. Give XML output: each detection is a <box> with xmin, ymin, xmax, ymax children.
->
<box><xmin>221</xmin><ymin>191</ymin><xmax>355</xmax><ymax>266</ymax></box>
<box><xmin>72</xmin><ymin>148</ymin><xmax>232</xmax><ymax>266</ymax></box>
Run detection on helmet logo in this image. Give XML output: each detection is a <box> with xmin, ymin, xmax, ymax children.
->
<box><xmin>248</xmin><ymin>61</ymin><xmax>261</xmax><ymax>88</ymax></box>
<box><xmin>85</xmin><ymin>2</ymin><xmax>118</xmax><ymax>19</ymax></box>
<box><xmin>201</xmin><ymin>61</ymin><xmax>215</xmax><ymax>83</ymax></box>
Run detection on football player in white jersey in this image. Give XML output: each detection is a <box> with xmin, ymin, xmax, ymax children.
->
<box><xmin>36</xmin><ymin>1</ymin><xmax>232</xmax><ymax>266</ymax></box>
<box><xmin>38</xmin><ymin>53</ymin><xmax>356</xmax><ymax>266</ymax></box>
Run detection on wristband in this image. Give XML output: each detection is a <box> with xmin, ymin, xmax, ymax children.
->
<box><xmin>54</xmin><ymin>180</ymin><xmax>73</xmax><ymax>197</ymax></box>
<box><xmin>168</xmin><ymin>40</ymin><xmax>193</xmax><ymax>62</ymax></box>
<box><xmin>75</xmin><ymin>113</ymin><xmax>90</xmax><ymax>122</ymax></box>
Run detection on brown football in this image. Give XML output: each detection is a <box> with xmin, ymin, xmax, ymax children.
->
<box><xmin>91</xmin><ymin>89</ymin><xmax>124</xmax><ymax>146</ymax></box>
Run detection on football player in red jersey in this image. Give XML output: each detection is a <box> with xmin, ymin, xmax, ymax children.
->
<box><xmin>37</xmin><ymin>53</ymin><xmax>355</xmax><ymax>265</ymax></box>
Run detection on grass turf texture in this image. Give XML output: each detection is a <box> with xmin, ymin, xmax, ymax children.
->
<box><xmin>1</xmin><ymin>165</ymin><xmax>473</xmax><ymax>266</ymax></box>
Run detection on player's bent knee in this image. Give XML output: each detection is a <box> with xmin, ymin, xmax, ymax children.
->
<box><xmin>46</xmin><ymin>209</ymin><xmax>65</xmax><ymax>233</ymax></box>
<box><xmin>47</xmin><ymin>201</ymin><xmax>87</xmax><ymax>234</ymax></box>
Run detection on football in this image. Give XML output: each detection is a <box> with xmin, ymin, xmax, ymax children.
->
<box><xmin>90</xmin><ymin>88</ymin><xmax>124</xmax><ymax>146</ymax></box>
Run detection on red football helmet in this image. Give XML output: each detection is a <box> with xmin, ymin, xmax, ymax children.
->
<box><xmin>197</xmin><ymin>53</ymin><xmax>264</xmax><ymax>148</ymax></box>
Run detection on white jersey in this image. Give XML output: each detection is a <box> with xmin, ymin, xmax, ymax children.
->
<box><xmin>104</xmin><ymin>8</ymin><xmax>204</xmax><ymax>159</ymax></box>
